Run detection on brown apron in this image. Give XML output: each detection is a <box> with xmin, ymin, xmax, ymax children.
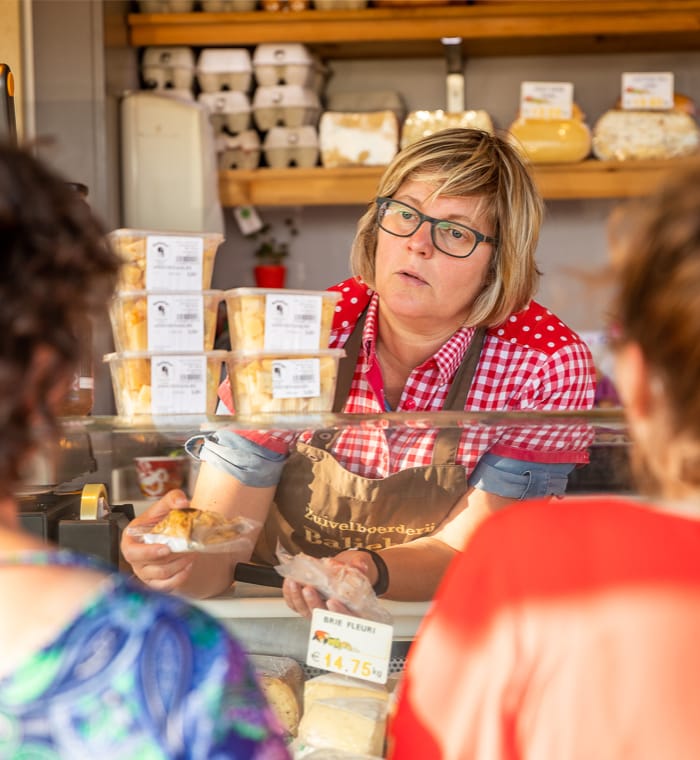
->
<box><xmin>252</xmin><ymin>316</ymin><xmax>486</xmax><ymax>565</ymax></box>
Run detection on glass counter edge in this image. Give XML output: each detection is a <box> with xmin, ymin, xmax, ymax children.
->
<box><xmin>58</xmin><ymin>409</ymin><xmax>629</xmax><ymax>434</ymax></box>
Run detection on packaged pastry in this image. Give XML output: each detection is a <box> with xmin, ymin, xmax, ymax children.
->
<box><xmin>249</xmin><ymin>654</ymin><xmax>304</xmax><ymax>737</ymax></box>
<box><xmin>226</xmin><ymin>348</ymin><xmax>344</xmax><ymax>415</ymax></box>
<box><xmin>109</xmin><ymin>290</ymin><xmax>223</xmax><ymax>353</ymax></box>
<box><xmin>592</xmin><ymin>94</ymin><xmax>700</xmax><ymax>160</ymax></box>
<box><xmin>104</xmin><ymin>350</ymin><xmax>227</xmax><ymax>417</ymax></box>
<box><xmin>127</xmin><ymin>507</ymin><xmax>258</xmax><ymax>553</ymax></box>
<box><xmin>320</xmin><ymin>111</ymin><xmax>399</xmax><ymax>168</ymax></box>
<box><xmin>108</xmin><ymin>229</ymin><xmax>223</xmax><ymax>292</ymax></box>
<box><xmin>225</xmin><ymin>287</ymin><xmax>341</xmax><ymax>352</ymax></box>
<box><xmin>400</xmin><ymin>109</ymin><xmax>494</xmax><ymax>149</ymax></box>
<box><xmin>508</xmin><ymin>103</ymin><xmax>592</xmax><ymax>164</ymax></box>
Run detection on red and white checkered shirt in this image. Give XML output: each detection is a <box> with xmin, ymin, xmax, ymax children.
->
<box><xmin>219</xmin><ymin>277</ymin><xmax>596</xmax><ymax>477</ymax></box>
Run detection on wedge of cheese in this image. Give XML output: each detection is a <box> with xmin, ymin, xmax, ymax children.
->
<box><xmin>297</xmin><ymin>697</ymin><xmax>387</xmax><ymax>757</ymax></box>
<box><xmin>304</xmin><ymin>673</ymin><xmax>389</xmax><ymax>712</ymax></box>
<box><xmin>319</xmin><ymin>111</ymin><xmax>399</xmax><ymax>168</ymax></box>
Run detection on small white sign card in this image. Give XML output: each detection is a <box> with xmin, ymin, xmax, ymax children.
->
<box><xmin>621</xmin><ymin>72</ymin><xmax>674</xmax><ymax>111</ymax></box>
<box><xmin>520</xmin><ymin>81</ymin><xmax>574</xmax><ymax>120</ymax></box>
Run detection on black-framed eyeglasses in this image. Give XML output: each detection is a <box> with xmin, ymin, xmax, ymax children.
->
<box><xmin>376</xmin><ymin>197</ymin><xmax>497</xmax><ymax>259</ymax></box>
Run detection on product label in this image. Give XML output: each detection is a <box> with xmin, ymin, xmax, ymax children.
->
<box><xmin>145</xmin><ymin>235</ymin><xmax>204</xmax><ymax>290</ymax></box>
<box><xmin>147</xmin><ymin>293</ymin><xmax>204</xmax><ymax>351</ymax></box>
<box><xmin>307</xmin><ymin>609</ymin><xmax>393</xmax><ymax>685</ymax></box>
<box><xmin>520</xmin><ymin>81</ymin><xmax>574</xmax><ymax>120</ymax></box>
<box><xmin>263</xmin><ymin>294</ymin><xmax>323</xmax><ymax>350</ymax></box>
<box><xmin>271</xmin><ymin>358</ymin><xmax>320</xmax><ymax>399</ymax></box>
<box><xmin>621</xmin><ymin>72</ymin><xmax>674</xmax><ymax>110</ymax></box>
<box><xmin>150</xmin><ymin>354</ymin><xmax>207</xmax><ymax>414</ymax></box>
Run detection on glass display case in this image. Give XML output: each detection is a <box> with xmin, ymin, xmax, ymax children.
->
<box><xmin>18</xmin><ymin>408</ymin><xmax>632</xmax><ymax>665</ymax></box>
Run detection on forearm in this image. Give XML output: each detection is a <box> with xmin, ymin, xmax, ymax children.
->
<box><xmin>378</xmin><ymin>537</ymin><xmax>458</xmax><ymax>601</ymax></box>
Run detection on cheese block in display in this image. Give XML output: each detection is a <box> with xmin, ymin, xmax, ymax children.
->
<box><xmin>296</xmin><ymin>697</ymin><xmax>388</xmax><ymax>757</ymax></box>
<box><xmin>508</xmin><ymin>104</ymin><xmax>592</xmax><ymax>164</ymax></box>
<box><xmin>304</xmin><ymin>674</ymin><xmax>390</xmax><ymax>712</ymax></box>
<box><xmin>248</xmin><ymin>654</ymin><xmax>304</xmax><ymax>737</ymax></box>
<box><xmin>320</xmin><ymin>111</ymin><xmax>399</xmax><ymax>168</ymax></box>
<box><xmin>592</xmin><ymin>109</ymin><xmax>700</xmax><ymax>161</ymax></box>
<box><xmin>400</xmin><ymin>109</ymin><xmax>494</xmax><ymax>149</ymax></box>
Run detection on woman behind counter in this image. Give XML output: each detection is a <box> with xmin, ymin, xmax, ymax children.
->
<box><xmin>0</xmin><ymin>146</ymin><xmax>289</xmax><ymax>759</ymax></box>
<box><xmin>389</xmin><ymin>164</ymin><xmax>700</xmax><ymax>759</ymax></box>
<box><xmin>122</xmin><ymin>128</ymin><xmax>596</xmax><ymax>614</ymax></box>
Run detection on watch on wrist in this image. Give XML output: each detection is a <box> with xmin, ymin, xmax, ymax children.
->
<box><xmin>351</xmin><ymin>547</ymin><xmax>390</xmax><ymax>597</ymax></box>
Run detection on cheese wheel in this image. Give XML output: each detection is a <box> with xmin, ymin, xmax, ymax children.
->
<box><xmin>400</xmin><ymin>109</ymin><xmax>494</xmax><ymax>149</ymax></box>
<box><xmin>592</xmin><ymin>109</ymin><xmax>700</xmax><ymax>161</ymax></box>
<box><xmin>508</xmin><ymin>107</ymin><xmax>592</xmax><ymax>164</ymax></box>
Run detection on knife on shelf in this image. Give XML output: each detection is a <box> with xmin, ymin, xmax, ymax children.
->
<box><xmin>233</xmin><ymin>561</ymin><xmax>284</xmax><ymax>588</ymax></box>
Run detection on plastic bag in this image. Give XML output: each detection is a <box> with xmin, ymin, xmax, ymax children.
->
<box><xmin>275</xmin><ymin>546</ymin><xmax>393</xmax><ymax>624</ymax></box>
<box><xmin>126</xmin><ymin>507</ymin><xmax>259</xmax><ymax>553</ymax></box>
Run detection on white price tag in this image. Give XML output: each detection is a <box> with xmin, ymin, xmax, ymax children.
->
<box><xmin>263</xmin><ymin>294</ymin><xmax>323</xmax><ymax>350</ymax></box>
<box><xmin>150</xmin><ymin>354</ymin><xmax>207</xmax><ymax>414</ymax></box>
<box><xmin>307</xmin><ymin>609</ymin><xmax>393</xmax><ymax>685</ymax></box>
<box><xmin>145</xmin><ymin>235</ymin><xmax>204</xmax><ymax>290</ymax></box>
<box><xmin>621</xmin><ymin>72</ymin><xmax>674</xmax><ymax>111</ymax></box>
<box><xmin>147</xmin><ymin>293</ymin><xmax>204</xmax><ymax>351</ymax></box>
<box><xmin>271</xmin><ymin>358</ymin><xmax>320</xmax><ymax>399</ymax></box>
<box><xmin>520</xmin><ymin>81</ymin><xmax>574</xmax><ymax>120</ymax></box>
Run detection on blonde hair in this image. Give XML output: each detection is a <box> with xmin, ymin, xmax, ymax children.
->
<box><xmin>609</xmin><ymin>162</ymin><xmax>700</xmax><ymax>498</ymax></box>
<box><xmin>350</xmin><ymin>128</ymin><xmax>543</xmax><ymax>327</ymax></box>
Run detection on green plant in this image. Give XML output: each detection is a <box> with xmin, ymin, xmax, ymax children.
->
<box><xmin>250</xmin><ymin>217</ymin><xmax>298</xmax><ymax>266</ymax></box>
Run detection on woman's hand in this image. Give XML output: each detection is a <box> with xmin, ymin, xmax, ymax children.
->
<box><xmin>281</xmin><ymin>549</ymin><xmax>378</xmax><ymax>619</ymax></box>
<box><xmin>120</xmin><ymin>489</ymin><xmax>195</xmax><ymax>593</ymax></box>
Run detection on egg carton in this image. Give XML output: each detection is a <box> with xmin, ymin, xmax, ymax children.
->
<box><xmin>196</xmin><ymin>48</ymin><xmax>253</xmax><ymax>94</ymax></box>
<box><xmin>252</xmin><ymin>85</ymin><xmax>321</xmax><ymax>131</ymax></box>
<box><xmin>198</xmin><ymin>91</ymin><xmax>251</xmax><ymax>134</ymax></box>
<box><xmin>253</xmin><ymin>43</ymin><xmax>326</xmax><ymax>93</ymax></box>
<box><xmin>263</xmin><ymin>126</ymin><xmax>319</xmax><ymax>168</ymax></box>
<box><xmin>141</xmin><ymin>47</ymin><xmax>195</xmax><ymax>91</ymax></box>
<box><xmin>216</xmin><ymin>130</ymin><xmax>262</xmax><ymax>170</ymax></box>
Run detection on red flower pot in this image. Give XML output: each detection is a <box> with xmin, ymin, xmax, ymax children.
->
<box><xmin>254</xmin><ymin>264</ymin><xmax>287</xmax><ymax>288</ymax></box>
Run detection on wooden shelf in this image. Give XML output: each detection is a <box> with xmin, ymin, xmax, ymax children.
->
<box><xmin>129</xmin><ymin>2</ymin><xmax>700</xmax><ymax>58</ymax></box>
<box><xmin>218</xmin><ymin>159</ymin><xmax>692</xmax><ymax>206</ymax></box>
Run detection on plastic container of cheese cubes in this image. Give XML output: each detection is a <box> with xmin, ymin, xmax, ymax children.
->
<box><xmin>108</xmin><ymin>229</ymin><xmax>224</xmax><ymax>292</ymax></box>
<box><xmin>109</xmin><ymin>290</ymin><xmax>224</xmax><ymax>352</ymax></box>
<box><xmin>226</xmin><ymin>348</ymin><xmax>344</xmax><ymax>415</ymax></box>
<box><xmin>225</xmin><ymin>287</ymin><xmax>341</xmax><ymax>352</ymax></box>
<box><xmin>105</xmin><ymin>350</ymin><xmax>227</xmax><ymax>417</ymax></box>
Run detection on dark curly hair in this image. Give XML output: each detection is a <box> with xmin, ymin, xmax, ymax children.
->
<box><xmin>0</xmin><ymin>145</ymin><xmax>120</xmax><ymax>497</ymax></box>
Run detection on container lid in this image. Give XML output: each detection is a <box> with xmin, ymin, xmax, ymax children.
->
<box><xmin>198</xmin><ymin>91</ymin><xmax>251</xmax><ymax>112</ymax></box>
<box><xmin>252</xmin><ymin>85</ymin><xmax>321</xmax><ymax>109</ymax></box>
<box><xmin>197</xmin><ymin>48</ymin><xmax>252</xmax><ymax>73</ymax></box>
<box><xmin>225</xmin><ymin>287</ymin><xmax>341</xmax><ymax>301</ymax></box>
<box><xmin>142</xmin><ymin>47</ymin><xmax>195</xmax><ymax>69</ymax></box>
<box><xmin>109</xmin><ymin>228</ymin><xmax>225</xmax><ymax>243</ymax></box>
<box><xmin>228</xmin><ymin>348</ymin><xmax>345</xmax><ymax>361</ymax></box>
<box><xmin>263</xmin><ymin>126</ymin><xmax>319</xmax><ymax>149</ymax></box>
<box><xmin>104</xmin><ymin>350</ymin><xmax>229</xmax><ymax>362</ymax></box>
<box><xmin>111</xmin><ymin>289</ymin><xmax>225</xmax><ymax>298</ymax></box>
<box><xmin>252</xmin><ymin>43</ymin><xmax>314</xmax><ymax>67</ymax></box>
